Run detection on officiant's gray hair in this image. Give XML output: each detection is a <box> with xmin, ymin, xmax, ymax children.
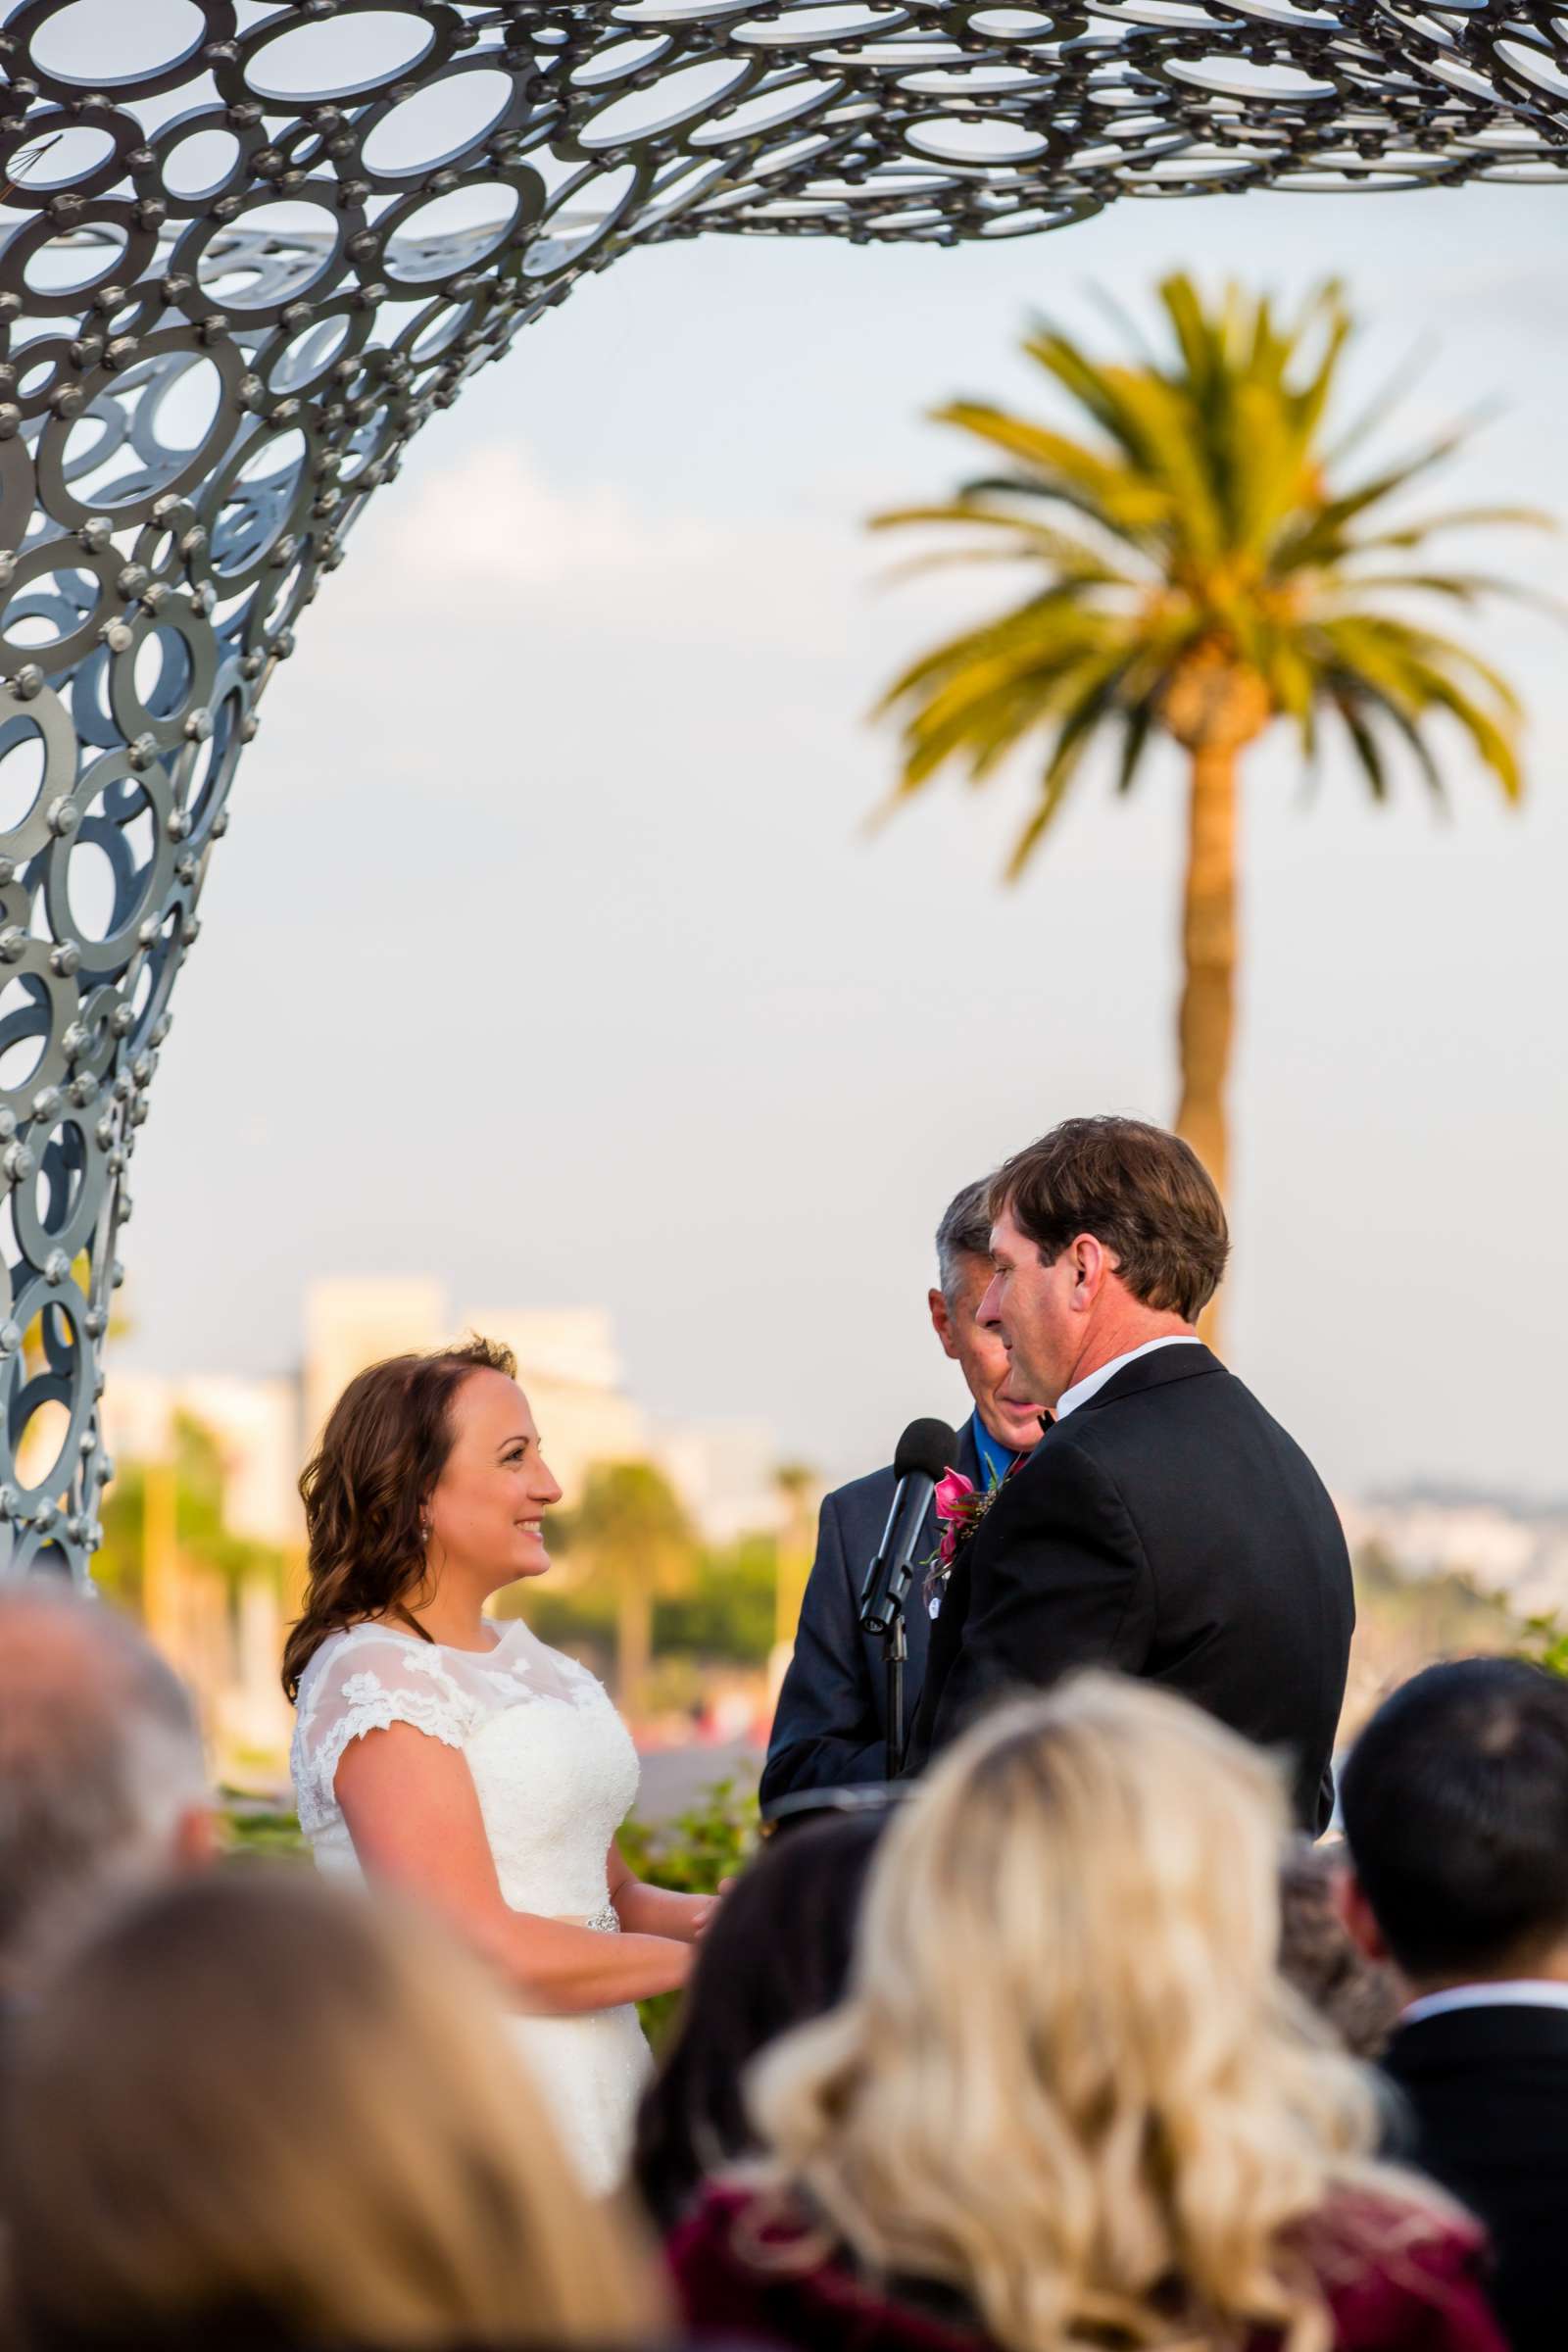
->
<box><xmin>936</xmin><ymin>1177</ymin><xmax>998</xmax><ymax>1302</ymax></box>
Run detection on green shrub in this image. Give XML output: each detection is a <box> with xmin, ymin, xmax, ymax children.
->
<box><xmin>1519</xmin><ymin>1613</ymin><xmax>1568</xmax><ymax>1678</ymax></box>
<box><xmin>619</xmin><ymin>1776</ymin><xmax>760</xmax><ymax>2045</ymax></box>
<box><xmin>221</xmin><ymin>1799</ymin><xmax>305</xmax><ymax>1860</ymax></box>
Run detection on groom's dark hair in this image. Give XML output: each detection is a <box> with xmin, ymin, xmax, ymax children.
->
<box><xmin>990</xmin><ymin>1116</ymin><xmax>1228</xmax><ymax>1321</ymax></box>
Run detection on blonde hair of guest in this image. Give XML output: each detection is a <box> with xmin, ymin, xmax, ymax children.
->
<box><xmin>2</xmin><ymin>1868</ymin><xmax>664</xmax><ymax>2350</ymax></box>
<box><xmin>749</xmin><ymin>1673</ymin><xmax>1452</xmax><ymax>2352</ymax></box>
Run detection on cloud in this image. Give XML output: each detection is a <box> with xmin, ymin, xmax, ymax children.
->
<box><xmin>349</xmin><ymin>442</ymin><xmax>867</xmax><ymax>654</ymax></box>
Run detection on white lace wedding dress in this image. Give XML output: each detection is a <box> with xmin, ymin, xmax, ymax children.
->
<box><xmin>290</xmin><ymin>1617</ymin><xmax>654</xmax><ymax>2194</ymax></box>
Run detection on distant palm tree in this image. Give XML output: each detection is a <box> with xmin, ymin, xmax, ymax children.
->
<box><xmin>563</xmin><ymin>1460</ymin><xmax>697</xmax><ymax>1724</ymax></box>
<box><xmin>872</xmin><ymin>275</ymin><xmax>1549</xmax><ymax>1206</ymax></box>
<box><xmin>771</xmin><ymin>1460</ymin><xmax>819</xmax><ymax>1666</ymax></box>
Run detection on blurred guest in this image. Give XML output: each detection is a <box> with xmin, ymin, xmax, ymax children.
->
<box><xmin>1341</xmin><ymin>1657</ymin><xmax>1568</xmax><ymax>2352</ymax></box>
<box><xmin>1</xmin><ymin>1869</ymin><xmax>665</xmax><ymax>2351</ymax></box>
<box><xmin>672</xmin><ymin>1675</ymin><xmax>1502</xmax><ymax>2352</ymax></box>
<box><xmin>634</xmin><ymin>1809</ymin><xmax>889</xmax><ymax>2230</ymax></box>
<box><xmin>763</xmin><ymin>1177</ymin><xmax>1042</xmax><ymax>1802</ymax></box>
<box><xmin>0</xmin><ymin>1588</ymin><xmax>214</xmax><ymax>2013</ymax></box>
<box><xmin>1278</xmin><ymin>1843</ymin><xmax>1400</xmax><ymax>2060</ymax></box>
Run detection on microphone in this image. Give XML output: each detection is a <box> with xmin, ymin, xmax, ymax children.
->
<box><xmin>858</xmin><ymin>1417</ymin><xmax>959</xmax><ymax>1638</ymax></box>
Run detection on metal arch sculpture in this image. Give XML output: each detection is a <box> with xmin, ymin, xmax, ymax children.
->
<box><xmin>0</xmin><ymin>0</ymin><xmax>1563</xmax><ymax>1583</ymax></box>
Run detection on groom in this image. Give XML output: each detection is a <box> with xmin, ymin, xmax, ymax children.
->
<box><xmin>906</xmin><ymin>1116</ymin><xmax>1353</xmax><ymax>1835</ymax></box>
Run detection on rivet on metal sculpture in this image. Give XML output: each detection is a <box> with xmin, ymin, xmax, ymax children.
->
<box><xmin>0</xmin><ymin>1</ymin><xmax>1563</xmax><ymax>1582</ymax></box>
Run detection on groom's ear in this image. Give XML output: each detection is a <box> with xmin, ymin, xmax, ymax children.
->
<box><xmin>1070</xmin><ymin>1233</ymin><xmax>1107</xmax><ymax>1306</ymax></box>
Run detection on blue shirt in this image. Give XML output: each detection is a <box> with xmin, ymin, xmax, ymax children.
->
<box><xmin>971</xmin><ymin>1407</ymin><xmax>1021</xmax><ymax>1493</ymax></box>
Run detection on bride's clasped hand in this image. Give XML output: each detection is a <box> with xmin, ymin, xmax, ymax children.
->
<box><xmin>284</xmin><ymin>1337</ymin><xmax>720</xmax><ymax>2192</ymax></box>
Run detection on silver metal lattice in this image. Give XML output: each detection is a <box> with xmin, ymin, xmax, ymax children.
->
<box><xmin>0</xmin><ymin>0</ymin><xmax>1563</xmax><ymax>1580</ymax></box>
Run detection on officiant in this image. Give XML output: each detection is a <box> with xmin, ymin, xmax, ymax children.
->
<box><xmin>760</xmin><ymin>1179</ymin><xmax>1045</xmax><ymax>1806</ymax></box>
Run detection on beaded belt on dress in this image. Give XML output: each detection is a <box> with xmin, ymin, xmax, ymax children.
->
<box><xmin>583</xmin><ymin>1901</ymin><xmax>620</xmax><ymax>1935</ymax></box>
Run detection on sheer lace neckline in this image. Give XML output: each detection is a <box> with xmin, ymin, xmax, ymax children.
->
<box><xmin>352</xmin><ymin>1615</ymin><xmax>515</xmax><ymax>1657</ymax></box>
<box><xmin>364</xmin><ymin>1618</ymin><xmax>512</xmax><ymax>1655</ymax></box>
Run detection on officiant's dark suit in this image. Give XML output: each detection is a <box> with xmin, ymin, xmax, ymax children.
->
<box><xmin>762</xmin><ymin>1177</ymin><xmax>1045</xmax><ymax>1807</ymax></box>
<box><xmin>904</xmin><ymin>1118</ymin><xmax>1353</xmax><ymax>1837</ymax></box>
<box><xmin>760</xmin><ymin>1418</ymin><xmax>975</xmax><ymax>1800</ymax></box>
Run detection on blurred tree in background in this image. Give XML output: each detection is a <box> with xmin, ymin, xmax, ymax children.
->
<box><xmin>524</xmin><ymin>1530</ymin><xmax>779</xmax><ymax>1677</ymax></box>
<box><xmin>552</xmin><ymin>1461</ymin><xmax>700</xmax><ymax>1720</ymax></box>
<box><xmin>93</xmin><ymin>1414</ymin><xmax>285</xmax><ymax>1619</ymax></box>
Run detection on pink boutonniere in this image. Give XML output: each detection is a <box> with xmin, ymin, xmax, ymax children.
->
<box><xmin>924</xmin><ymin>1455</ymin><xmax>1024</xmax><ymax>1615</ymax></box>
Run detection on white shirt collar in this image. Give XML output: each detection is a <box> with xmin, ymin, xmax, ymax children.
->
<box><xmin>1401</xmin><ymin>1981</ymin><xmax>1568</xmax><ymax>2028</ymax></box>
<box><xmin>1054</xmin><ymin>1335</ymin><xmax>1203</xmax><ymax>1423</ymax></box>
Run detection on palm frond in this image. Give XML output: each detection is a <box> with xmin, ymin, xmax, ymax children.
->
<box><xmin>1319</xmin><ymin>616</ymin><xmax>1523</xmax><ymax>799</ymax></box>
<box><xmin>932</xmin><ymin>402</ymin><xmax>1170</xmax><ymax>539</ymax></box>
<box><xmin>1325</xmin><ymin>568</ymin><xmax>1568</xmax><ymax>623</ymax></box>
<box><xmin>1336</xmin><ymin>674</ymin><xmax>1447</xmax><ymax>800</ymax></box>
<box><xmin>1273</xmin><ymin>423</ymin><xmax>1482</xmax><ymax>572</ymax></box>
<box><xmin>1334</xmin><ymin>694</ymin><xmax>1391</xmax><ymax>803</ymax></box>
<box><xmin>867</xmin><ymin>502</ymin><xmax>1142</xmax><ymax>586</ymax></box>
<box><xmin>1004</xmin><ymin>664</ymin><xmax>1129</xmax><ymax>877</ymax></box>
<box><xmin>1345</xmin><ymin>504</ymin><xmax>1554</xmax><ymax>550</ymax></box>
<box><xmin>1320</xmin><ymin>333</ymin><xmax>1435</xmax><ymax>471</ymax></box>
<box><xmin>1114</xmin><ymin>695</ymin><xmax>1159</xmax><ymax>796</ymax></box>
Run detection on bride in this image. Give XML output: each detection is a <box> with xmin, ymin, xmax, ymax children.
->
<box><xmin>284</xmin><ymin>1337</ymin><xmax>714</xmax><ymax>2194</ymax></box>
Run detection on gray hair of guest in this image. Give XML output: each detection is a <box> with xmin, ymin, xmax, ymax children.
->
<box><xmin>935</xmin><ymin>1177</ymin><xmax>998</xmax><ymax>1303</ymax></box>
<box><xmin>0</xmin><ymin>1590</ymin><xmax>208</xmax><ymax>1994</ymax></box>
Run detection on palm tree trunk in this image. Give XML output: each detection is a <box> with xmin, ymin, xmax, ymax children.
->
<box><xmin>1174</xmin><ymin>733</ymin><xmax>1238</xmax><ymax>1207</ymax></box>
<box><xmin>617</xmin><ymin>1581</ymin><xmax>652</xmax><ymax>1728</ymax></box>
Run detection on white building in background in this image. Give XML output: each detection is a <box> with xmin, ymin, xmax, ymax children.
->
<box><xmin>657</xmin><ymin>1419</ymin><xmax>788</xmax><ymax>1544</ymax></box>
<box><xmin>301</xmin><ymin>1276</ymin><xmax>447</xmax><ymax>1454</ymax></box>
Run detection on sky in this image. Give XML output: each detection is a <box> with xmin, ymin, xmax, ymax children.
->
<box><xmin>109</xmin><ymin>165</ymin><xmax>1568</xmax><ymax>1503</ymax></box>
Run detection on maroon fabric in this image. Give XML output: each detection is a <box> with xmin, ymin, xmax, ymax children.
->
<box><xmin>669</xmin><ymin>2185</ymin><xmax>1509</xmax><ymax>2352</ymax></box>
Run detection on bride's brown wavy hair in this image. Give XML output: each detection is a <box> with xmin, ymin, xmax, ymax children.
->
<box><xmin>282</xmin><ymin>1336</ymin><xmax>516</xmax><ymax>1702</ymax></box>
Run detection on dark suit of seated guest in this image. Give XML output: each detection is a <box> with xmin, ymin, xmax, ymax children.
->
<box><xmin>634</xmin><ymin>1810</ymin><xmax>888</xmax><ymax>2230</ymax></box>
<box><xmin>1340</xmin><ymin>1656</ymin><xmax>1568</xmax><ymax>2352</ymax></box>
<box><xmin>760</xmin><ymin>1176</ymin><xmax>1044</xmax><ymax>1804</ymax></box>
<box><xmin>674</xmin><ymin>1675</ymin><xmax>1504</xmax><ymax>2352</ymax></box>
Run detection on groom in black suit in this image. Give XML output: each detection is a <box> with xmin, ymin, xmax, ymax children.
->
<box><xmin>906</xmin><ymin>1116</ymin><xmax>1352</xmax><ymax>1834</ymax></box>
<box><xmin>761</xmin><ymin>1178</ymin><xmax>1045</xmax><ymax>1805</ymax></box>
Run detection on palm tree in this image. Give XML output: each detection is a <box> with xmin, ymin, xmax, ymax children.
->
<box><xmin>871</xmin><ymin>276</ymin><xmax>1549</xmax><ymax>1204</ymax></box>
<box><xmin>561</xmin><ymin>1460</ymin><xmax>698</xmax><ymax>1725</ymax></box>
<box><xmin>771</xmin><ymin>1459</ymin><xmax>819</xmax><ymax>1682</ymax></box>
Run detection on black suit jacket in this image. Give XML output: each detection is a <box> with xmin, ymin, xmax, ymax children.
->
<box><xmin>760</xmin><ymin>1419</ymin><xmax>978</xmax><ymax>1805</ymax></box>
<box><xmin>905</xmin><ymin>1345</ymin><xmax>1352</xmax><ymax>1833</ymax></box>
<box><xmin>1381</xmin><ymin>2001</ymin><xmax>1568</xmax><ymax>2352</ymax></box>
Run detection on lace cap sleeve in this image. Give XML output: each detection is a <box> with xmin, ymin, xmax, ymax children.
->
<box><xmin>291</xmin><ymin>1629</ymin><xmax>478</xmax><ymax>1835</ymax></box>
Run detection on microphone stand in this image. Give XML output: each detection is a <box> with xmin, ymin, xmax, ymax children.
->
<box><xmin>859</xmin><ymin>1544</ymin><xmax>918</xmax><ymax>1780</ymax></box>
<box><xmin>858</xmin><ymin>1426</ymin><xmax>954</xmax><ymax>1785</ymax></box>
<box><xmin>882</xmin><ymin>1593</ymin><xmax>908</xmax><ymax>1782</ymax></box>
